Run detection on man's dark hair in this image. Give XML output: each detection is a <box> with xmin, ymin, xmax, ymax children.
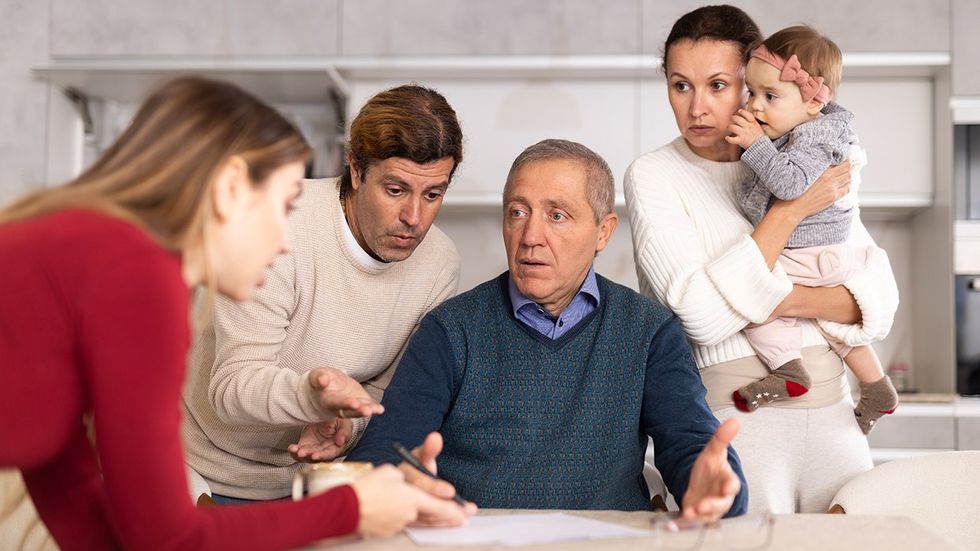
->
<box><xmin>340</xmin><ymin>84</ymin><xmax>463</xmax><ymax>197</ymax></box>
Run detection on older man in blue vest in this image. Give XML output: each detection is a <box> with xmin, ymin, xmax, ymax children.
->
<box><xmin>348</xmin><ymin>139</ymin><xmax>747</xmax><ymax>520</ymax></box>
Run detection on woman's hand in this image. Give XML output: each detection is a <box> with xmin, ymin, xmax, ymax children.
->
<box><xmin>773</xmin><ymin>160</ymin><xmax>852</xmax><ymax>222</ymax></box>
<box><xmin>350</xmin><ymin>465</ymin><xmax>471</xmax><ymax>538</ymax></box>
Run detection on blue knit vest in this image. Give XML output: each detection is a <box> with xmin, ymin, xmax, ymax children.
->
<box><xmin>428</xmin><ymin>272</ymin><xmax>669</xmax><ymax>510</ymax></box>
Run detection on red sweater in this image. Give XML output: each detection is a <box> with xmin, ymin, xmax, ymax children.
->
<box><xmin>0</xmin><ymin>210</ymin><xmax>359</xmax><ymax>550</ymax></box>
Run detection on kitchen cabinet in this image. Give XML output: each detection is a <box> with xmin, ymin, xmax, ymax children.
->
<box><xmin>344</xmin><ymin>56</ymin><xmax>942</xmax><ymax>217</ymax></box>
<box><xmin>867</xmin><ymin>398</ymin><xmax>980</xmax><ymax>463</ymax></box>
<box><xmin>37</xmin><ymin>53</ymin><xmax>945</xmax><ymax>218</ymax></box>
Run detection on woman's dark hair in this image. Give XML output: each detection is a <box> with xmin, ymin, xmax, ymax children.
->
<box><xmin>662</xmin><ymin>5</ymin><xmax>763</xmax><ymax>73</ymax></box>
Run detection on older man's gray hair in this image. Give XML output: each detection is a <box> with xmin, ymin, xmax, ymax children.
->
<box><xmin>504</xmin><ymin>139</ymin><xmax>615</xmax><ymax>223</ymax></box>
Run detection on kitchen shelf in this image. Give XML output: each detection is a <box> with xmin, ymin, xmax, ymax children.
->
<box><xmin>951</xmin><ymin>97</ymin><xmax>980</xmax><ymax>124</ymax></box>
<box><xmin>33</xmin><ymin>57</ymin><xmax>350</xmax><ymax>103</ymax></box>
<box><xmin>33</xmin><ymin>52</ymin><xmax>951</xmax><ymax>103</ymax></box>
<box><xmin>443</xmin><ymin>191</ymin><xmax>932</xmax><ymax>215</ymax></box>
<box><xmin>859</xmin><ymin>192</ymin><xmax>933</xmax><ymax>220</ymax></box>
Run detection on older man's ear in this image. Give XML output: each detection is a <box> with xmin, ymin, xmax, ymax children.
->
<box><xmin>595</xmin><ymin>212</ymin><xmax>619</xmax><ymax>254</ymax></box>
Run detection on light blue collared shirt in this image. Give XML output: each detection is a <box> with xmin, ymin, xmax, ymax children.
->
<box><xmin>508</xmin><ymin>266</ymin><xmax>600</xmax><ymax>340</ymax></box>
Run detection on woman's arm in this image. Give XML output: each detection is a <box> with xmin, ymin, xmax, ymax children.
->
<box><xmin>818</xmin><ymin>217</ymin><xmax>900</xmax><ymax>346</ymax></box>
<box><xmin>625</xmin><ymin>155</ymin><xmax>792</xmax><ymax>347</ymax></box>
<box><xmin>752</xmin><ymin>160</ymin><xmax>853</xmax><ymax>269</ymax></box>
<box><xmin>763</xmin><ymin>160</ymin><xmax>898</xmax><ymax>344</ymax></box>
<box><xmin>80</xmin><ymin>250</ymin><xmax>360</xmax><ymax>550</ymax></box>
<box><xmin>775</xmin><ymin>284</ymin><xmax>861</xmax><ymax>324</ymax></box>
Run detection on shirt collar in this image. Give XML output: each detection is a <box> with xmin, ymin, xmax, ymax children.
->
<box><xmin>508</xmin><ymin>265</ymin><xmax>600</xmax><ymax>318</ymax></box>
<box><xmin>339</xmin><ymin>201</ymin><xmax>393</xmax><ymax>273</ymax></box>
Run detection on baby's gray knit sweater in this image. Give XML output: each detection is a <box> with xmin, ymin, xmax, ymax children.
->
<box><xmin>738</xmin><ymin>102</ymin><xmax>858</xmax><ymax>248</ymax></box>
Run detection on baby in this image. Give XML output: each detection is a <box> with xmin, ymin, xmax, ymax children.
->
<box><xmin>726</xmin><ymin>25</ymin><xmax>898</xmax><ymax>434</ymax></box>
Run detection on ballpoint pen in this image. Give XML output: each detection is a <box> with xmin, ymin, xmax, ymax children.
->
<box><xmin>392</xmin><ymin>442</ymin><xmax>468</xmax><ymax>506</ymax></box>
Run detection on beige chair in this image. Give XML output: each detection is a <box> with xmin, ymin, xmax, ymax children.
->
<box><xmin>829</xmin><ymin>451</ymin><xmax>980</xmax><ymax>551</ymax></box>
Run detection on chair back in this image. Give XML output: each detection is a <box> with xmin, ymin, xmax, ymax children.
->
<box><xmin>830</xmin><ymin>451</ymin><xmax>980</xmax><ymax>550</ymax></box>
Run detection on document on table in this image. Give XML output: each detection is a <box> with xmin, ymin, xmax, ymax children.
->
<box><xmin>405</xmin><ymin>513</ymin><xmax>651</xmax><ymax>547</ymax></box>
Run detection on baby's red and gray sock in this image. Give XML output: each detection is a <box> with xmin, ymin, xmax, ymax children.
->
<box><xmin>733</xmin><ymin>358</ymin><xmax>811</xmax><ymax>412</ymax></box>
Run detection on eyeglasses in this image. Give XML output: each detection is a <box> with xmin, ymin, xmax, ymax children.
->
<box><xmin>651</xmin><ymin>511</ymin><xmax>774</xmax><ymax>550</ymax></box>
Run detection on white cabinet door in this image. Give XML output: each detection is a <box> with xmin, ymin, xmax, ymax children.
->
<box><xmin>837</xmin><ymin>78</ymin><xmax>934</xmax><ymax>197</ymax></box>
<box><xmin>348</xmin><ymin>78</ymin><xmax>640</xmax><ymax>200</ymax></box>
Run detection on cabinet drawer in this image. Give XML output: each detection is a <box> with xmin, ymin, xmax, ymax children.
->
<box><xmin>867</xmin><ymin>416</ymin><xmax>957</xmax><ymax>449</ymax></box>
<box><xmin>957</xmin><ymin>417</ymin><xmax>980</xmax><ymax>450</ymax></box>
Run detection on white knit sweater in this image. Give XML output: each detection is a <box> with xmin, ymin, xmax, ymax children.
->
<box><xmin>624</xmin><ymin>137</ymin><xmax>898</xmax><ymax>370</ymax></box>
<box><xmin>182</xmin><ymin>178</ymin><xmax>460</xmax><ymax>499</ymax></box>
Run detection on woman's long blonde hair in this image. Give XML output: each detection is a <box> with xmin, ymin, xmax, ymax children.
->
<box><xmin>0</xmin><ymin>76</ymin><xmax>311</xmax><ymax>292</ymax></box>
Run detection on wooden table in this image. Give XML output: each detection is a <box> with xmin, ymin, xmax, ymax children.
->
<box><xmin>314</xmin><ymin>510</ymin><xmax>961</xmax><ymax>551</ymax></box>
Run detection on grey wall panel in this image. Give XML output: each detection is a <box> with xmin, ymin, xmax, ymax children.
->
<box><xmin>51</xmin><ymin>0</ymin><xmax>225</xmax><ymax>56</ymax></box>
<box><xmin>953</xmin><ymin>0</ymin><xmax>980</xmax><ymax>95</ymax></box>
<box><xmin>221</xmin><ymin>0</ymin><xmax>340</xmax><ymax>56</ymax></box>
<box><xmin>642</xmin><ymin>0</ymin><xmax>949</xmax><ymax>57</ymax></box>
<box><xmin>51</xmin><ymin>0</ymin><xmax>340</xmax><ymax>57</ymax></box>
<box><xmin>0</xmin><ymin>1</ymin><xmax>50</xmax><ymax>205</ymax></box>
<box><xmin>342</xmin><ymin>0</ymin><xmax>640</xmax><ymax>56</ymax></box>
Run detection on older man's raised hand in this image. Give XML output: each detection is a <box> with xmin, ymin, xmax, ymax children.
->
<box><xmin>681</xmin><ymin>418</ymin><xmax>742</xmax><ymax>523</ymax></box>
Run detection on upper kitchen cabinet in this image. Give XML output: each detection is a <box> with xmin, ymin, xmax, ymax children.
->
<box><xmin>346</xmin><ymin>78</ymin><xmax>639</xmax><ymax>204</ymax></box>
<box><xmin>341</xmin><ymin>0</ymin><xmax>640</xmax><ymax>56</ymax></box>
<box><xmin>837</xmin><ymin>79</ymin><xmax>934</xmax><ymax>198</ymax></box>
<box><xmin>643</xmin><ymin>0</ymin><xmax>950</xmax><ymax>54</ymax></box>
<box><xmin>50</xmin><ymin>0</ymin><xmax>341</xmax><ymax>57</ymax></box>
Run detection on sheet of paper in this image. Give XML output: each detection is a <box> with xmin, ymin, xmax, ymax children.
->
<box><xmin>405</xmin><ymin>513</ymin><xmax>651</xmax><ymax>547</ymax></box>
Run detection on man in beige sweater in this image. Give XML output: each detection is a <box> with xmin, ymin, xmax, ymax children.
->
<box><xmin>182</xmin><ymin>84</ymin><xmax>463</xmax><ymax>503</ymax></box>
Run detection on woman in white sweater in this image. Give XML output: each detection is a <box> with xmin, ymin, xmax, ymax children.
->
<box><xmin>625</xmin><ymin>5</ymin><xmax>898</xmax><ymax>514</ymax></box>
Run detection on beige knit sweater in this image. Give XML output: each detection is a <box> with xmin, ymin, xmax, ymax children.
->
<box><xmin>182</xmin><ymin>178</ymin><xmax>460</xmax><ymax>499</ymax></box>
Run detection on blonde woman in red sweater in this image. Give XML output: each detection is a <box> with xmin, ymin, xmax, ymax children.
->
<box><xmin>0</xmin><ymin>76</ymin><xmax>471</xmax><ymax>550</ymax></box>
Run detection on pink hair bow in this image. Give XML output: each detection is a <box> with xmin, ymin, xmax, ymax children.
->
<box><xmin>751</xmin><ymin>46</ymin><xmax>830</xmax><ymax>104</ymax></box>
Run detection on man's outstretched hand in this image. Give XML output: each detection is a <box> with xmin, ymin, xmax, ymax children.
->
<box><xmin>681</xmin><ymin>418</ymin><xmax>742</xmax><ymax>523</ymax></box>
